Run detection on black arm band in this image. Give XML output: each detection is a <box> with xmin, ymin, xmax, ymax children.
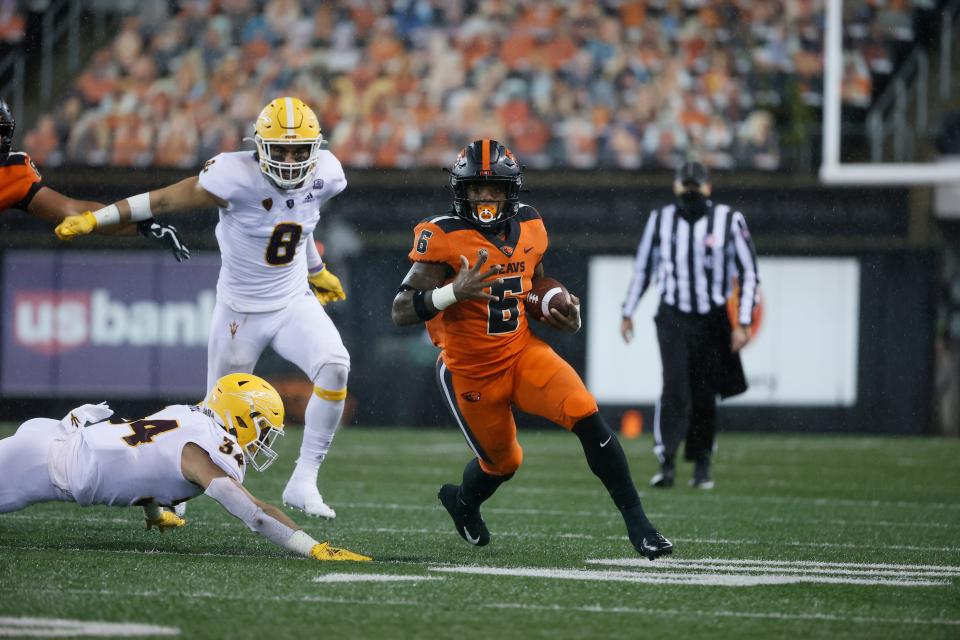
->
<box><xmin>412</xmin><ymin>289</ymin><xmax>439</xmax><ymax>321</ymax></box>
<box><xmin>14</xmin><ymin>181</ymin><xmax>43</xmax><ymax>211</ymax></box>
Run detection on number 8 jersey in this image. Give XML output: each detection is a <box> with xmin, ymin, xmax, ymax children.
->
<box><xmin>55</xmin><ymin>405</ymin><xmax>245</xmax><ymax>508</ymax></box>
<box><xmin>198</xmin><ymin>150</ymin><xmax>347</xmax><ymax>313</ymax></box>
<box><xmin>407</xmin><ymin>204</ymin><xmax>548</xmax><ymax>376</ymax></box>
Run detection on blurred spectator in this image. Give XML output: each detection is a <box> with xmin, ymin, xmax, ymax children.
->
<box><xmin>24</xmin><ymin>0</ymin><xmax>930</xmax><ymax>172</ymax></box>
<box><xmin>0</xmin><ymin>0</ymin><xmax>25</xmax><ymax>46</ymax></box>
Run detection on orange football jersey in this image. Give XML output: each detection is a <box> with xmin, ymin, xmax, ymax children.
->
<box><xmin>408</xmin><ymin>205</ymin><xmax>549</xmax><ymax>376</ymax></box>
<box><xmin>0</xmin><ymin>152</ymin><xmax>42</xmax><ymax>212</ymax></box>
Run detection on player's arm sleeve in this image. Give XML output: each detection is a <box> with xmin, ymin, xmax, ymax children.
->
<box><xmin>2</xmin><ymin>154</ymin><xmax>42</xmax><ymax>211</ymax></box>
<box><xmin>204</xmin><ymin>477</ymin><xmax>320</xmax><ymax>557</ymax></box>
<box><xmin>326</xmin><ymin>155</ymin><xmax>348</xmax><ymax>198</ymax></box>
<box><xmin>407</xmin><ymin>221</ymin><xmax>451</xmax><ymax>265</ymax></box>
<box><xmin>531</xmin><ymin>215</ymin><xmax>548</xmax><ymax>255</ymax></box>
<box><xmin>731</xmin><ymin>212</ymin><xmax>759</xmax><ymax>326</ymax></box>
<box><xmin>306</xmin><ymin>236</ymin><xmax>324</xmax><ymax>274</ymax></box>
<box><xmin>13</xmin><ymin>181</ymin><xmax>43</xmax><ymax>211</ymax></box>
<box><xmin>622</xmin><ymin>210</ymin><xmax>660</xmax><ymax>318</ymax></box>
<box><xmin>196</xmin><ymin>155</ymin><xmax>235</xmax><ymax>210</ymax></box>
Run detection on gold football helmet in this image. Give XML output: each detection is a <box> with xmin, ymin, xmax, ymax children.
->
<box><xmin>253</xmin><ymin>97</ymin><xmax>323</xmax><ymax>189</ymax></box>
<box><xmin>203</xmin><ymin>373</ymin><xmax>285</xmax><ymax>472</ymax></box>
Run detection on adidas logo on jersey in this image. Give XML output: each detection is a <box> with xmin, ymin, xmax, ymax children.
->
<box><xmin>304</xmin><ymin>193</ymin><xmax>315</xmax><ymax>203</ymax></box>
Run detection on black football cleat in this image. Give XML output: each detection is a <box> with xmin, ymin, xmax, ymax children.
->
<box><xmin>689</xmin><ymin>459</ymin><xmax>714</xmax><ymax>489</ymax></box>
<box><xmin>621</xmin><ymin>505</ymin><xmax>673</xmax><ymax>561</ymax></box>
<box><xmin>650</xmin><ymin>466</ymin><xmax>675</xmax><ymax>488</ymax></box>
<box><xmin>637</xmin><ymin>530</ymin><xmax>673</xmax><ymax>561</ymax></box>
<box><xmin>438</xmin><ymin>484</ymin><xmax>490</xmax><ymax>547</ymax></box>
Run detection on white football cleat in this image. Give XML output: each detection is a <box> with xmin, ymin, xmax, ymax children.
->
<box><xmin>173</xmin><ymin>503</ymin><xmax>187</xmax><ymax>518</ymax></box>
<box><xmin>282</xmin><ymin>482</ymin><xmax>336</xmax><ymax>519</ymax></box>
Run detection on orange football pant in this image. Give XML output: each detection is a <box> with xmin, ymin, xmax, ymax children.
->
<box><xmin>436</xmin><ymin>336</ymin><xmax>599</xmax><ymax>476</ymax></box>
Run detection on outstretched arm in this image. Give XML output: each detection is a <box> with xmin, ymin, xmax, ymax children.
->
<box><xmin>391</xmin><ymin>249</ymin><xmax>502</xmax><ymax>326</ymax></box>
<box><xmin>55</xmin><ymin>176</ymin><xmax>224</xmax><ymax>240</ymax></box>
<box><xmin>180</xmin><ymin>443</ymin><xmax>369</xmax><ymax>561</ymax></box>
<box><xmin>28</xmin><ymin>186</ymin><xmax>138</xmax><ymax>236</ymax></box>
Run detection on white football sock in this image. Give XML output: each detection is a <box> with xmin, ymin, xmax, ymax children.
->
<box><xmin>291</xmin><ymin>394</ymin><xmax>343</xmax><ymax>485</ymax></box>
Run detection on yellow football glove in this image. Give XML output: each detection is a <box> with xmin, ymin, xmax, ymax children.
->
<box><xmin>310</xmin><ymin>541</ymin><xmax>372</xmax><ymax>562</ymax></box>
<box><xmin>308</xmin><ymin>268</ymin><xmax>347</xmax><ymax>305</ymax></box>
<box><xmin>55</xmin><ymin>211</ymin><xmax>98</xmax><ymax>240</ymax></box>
<box><xmin>145</xmin><ymin>510</ymin><xmax>186</xmax><ymax>533</ymax></box>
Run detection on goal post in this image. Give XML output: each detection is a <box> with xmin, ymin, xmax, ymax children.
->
<box><xmin>819</xmin><ymin>0</ymin><xmax>960</xmax><ymax>185</ymax></box>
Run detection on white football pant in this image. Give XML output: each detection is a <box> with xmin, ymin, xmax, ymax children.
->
<box><xmin>206</xmin><ymin>292</ymin><xmax>349</xmax><ymax>483</ymax></box>
<box><xmin>0</xmin><ymin>418</ymin><xmax>72</xmax><ymax>513</ymax></box>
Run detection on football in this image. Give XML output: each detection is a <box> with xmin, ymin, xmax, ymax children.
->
<box><xmin>524</xmin><ymin>277</ymin><xmax>572</xmax><ymax>321</ymax></box>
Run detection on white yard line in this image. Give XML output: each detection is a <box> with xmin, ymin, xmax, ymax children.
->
<box><xmin>0</xmin><ymin>617</ymin><xmax>178</xmax><ymax>637</ymax></box>
<box><xmin>587</xmin><ymin>557</ymin><xmax>960</xmax><ymax>574</ymax></box>
<box><xmin>584</xmin><ymin>559</ymin><xmax>960</xmax><ymax>578</ymax></box>
<box><xmin>312</xmin><ymin>574</ymin><xmax>439</xmax><ymax>583</ymax></box>
<box><xmin>427</xmin><ymin>565</ymin><xmax>950</xmax><ymax>588</ymax></box>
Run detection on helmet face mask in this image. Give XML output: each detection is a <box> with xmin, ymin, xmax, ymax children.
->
<box><xmin>462</xmin><ymin>180</ymin><xmax>512</xmax><ymax>225</ymax></box>
<box><xmin>203</xmin><ymin>374</ymin><xmax>286</xmax><ymax>472</ymax></box>
<box><xmin>449</xmin><ymin>139</ymin><xmax>523</xmax><ymax>229</ymax></box>
<box><xmin>237</xmin><ymin>412</ymin><xmax>283</xmax><ymax>471</ymax></box>
<box><xmin>253</xmin><ymin>97</ymin><xmax>323</xmax><ymax>190</ymax></box>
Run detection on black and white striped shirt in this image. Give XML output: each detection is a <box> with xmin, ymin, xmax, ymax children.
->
<box><xmin>622</xmin><ymin>202</ymin><xmax>759</xmax><ymax>325</ymax></box>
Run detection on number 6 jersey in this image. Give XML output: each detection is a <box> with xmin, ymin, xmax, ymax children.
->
<box><xmin>407</xmin><ymin>205</ymin><xmax>548</xmax><ymax>376</ymax></box>
<box><xmin>55</xmin><ymin>405</ymin><xmax>246</xmax><ymax>508</ymax></box>
<box><xmin>198</xmin><ymin>150</ymin><xmax>347</xmax><ymax>313</ymax></box>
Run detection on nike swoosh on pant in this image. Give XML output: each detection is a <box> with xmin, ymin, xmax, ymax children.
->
<box><xmin>600</xmin><ymin>435</ymin><xmax>613</xmax><ymax>448</ymax></box>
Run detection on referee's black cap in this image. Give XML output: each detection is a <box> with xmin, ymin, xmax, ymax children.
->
<box><xmin>675</xmin><ymin>161</ymin><xmax>709</xmax><ymax>186</ymax></box>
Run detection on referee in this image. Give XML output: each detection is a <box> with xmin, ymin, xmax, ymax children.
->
<box><xmin>620</xmin><ymin>161</ymin><xmax>759</xmax><ymax>489</ymax></box>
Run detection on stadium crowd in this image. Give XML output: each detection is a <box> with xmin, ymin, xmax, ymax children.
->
<box><xmin>21</xmin><ymin>0</ymin><xmax>929</xmax><ymax>171</ymax></box>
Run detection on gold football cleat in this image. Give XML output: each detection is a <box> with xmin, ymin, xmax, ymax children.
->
<box><xmin>145</xmin><ymin>510</ymin><xmax>186</xmax><ymax>532</ymax></box>
<box><xmin>310</xmin><ymin>542</ymin><xmax>372</xmax><ymax>562</ymax></box>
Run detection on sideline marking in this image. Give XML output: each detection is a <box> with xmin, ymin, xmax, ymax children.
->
<box><xmin>0</xmin><ymin>617</ymin><xmax>179</xmax><ymax>637</ymax></box>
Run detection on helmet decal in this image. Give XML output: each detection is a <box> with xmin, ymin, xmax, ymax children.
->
<box><xmin>448</xmin><ymin>138</ymin><xmax>524</xmax><ymax>229</ymax></box>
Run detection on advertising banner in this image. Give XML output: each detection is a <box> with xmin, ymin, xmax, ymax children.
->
<box><xmin>586</xmin><ymin>256</ymin><xmax>860</xmax><ymax>406</ymax></box>
<box><xmin>2</xmin><ymin>251</ymin><xmax>219</xmax><ymax>397</ymax></box>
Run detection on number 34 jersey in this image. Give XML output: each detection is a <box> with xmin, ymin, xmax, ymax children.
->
<box><xmin>58</xmin><ymin>405</ymin><xmax>246</xmax><ymax>508</ymax></box>
<box><xmin>198</xmin><ymin>150</ymin><xmax>347</xmax><ymax>313</ymax></box>
<box><xmin>408</xmin><ymin>205</ymin><xmax>548</xmax><ymax>376</ymax></box>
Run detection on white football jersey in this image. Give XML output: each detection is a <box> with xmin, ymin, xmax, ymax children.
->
<box><xmin>62</xmin><ymin>404</ymin><xmax>246</xmax><ymax>508</ymax></box>
<box><xmin>198</xmin><ymin>150</ymin><xmax>347</xmax><ymax>313</ymax></box>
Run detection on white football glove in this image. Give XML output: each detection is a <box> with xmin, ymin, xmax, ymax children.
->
<box><xmin>61</xmin><ymin>402</ymin><xmax>113</xmax><ymax>429</ymax></box>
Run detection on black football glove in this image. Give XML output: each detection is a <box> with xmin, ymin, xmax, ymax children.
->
<box><xmin>137</xmin><ymin>219</ymin><xmax>191</xmax><ymax>262</ymax></box>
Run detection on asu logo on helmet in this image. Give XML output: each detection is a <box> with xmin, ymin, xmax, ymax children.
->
<box><xmin>253</xmin><ymin>97</ymin><xmax>323</xmax><ymax>190</ymax></box>
<box><xmin>449</xmin><ymin>139</ymin><xmax>524</xmax><ymax>228</ymax></box>
<box><xmin>202</xmin><ymin>373</ymin><xmax>286</xmax><ymax>472</ymax></box>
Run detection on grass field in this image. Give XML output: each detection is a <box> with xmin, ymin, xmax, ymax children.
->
<box><xmin>1</xmin><ymin>422</ymin><xmax>958</xmax><ymax>639</ymax></box>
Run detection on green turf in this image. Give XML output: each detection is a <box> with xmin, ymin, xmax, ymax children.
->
<box><xmin>0</xmin><ymin>423</ymin><xmax>958</xmax><ymax>639</ymax></box>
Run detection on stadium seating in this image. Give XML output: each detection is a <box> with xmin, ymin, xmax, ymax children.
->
<box><xmin>23</xmin><ymin>0</ymin><xmax>930</xmax><ymax>171</ymax></box>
